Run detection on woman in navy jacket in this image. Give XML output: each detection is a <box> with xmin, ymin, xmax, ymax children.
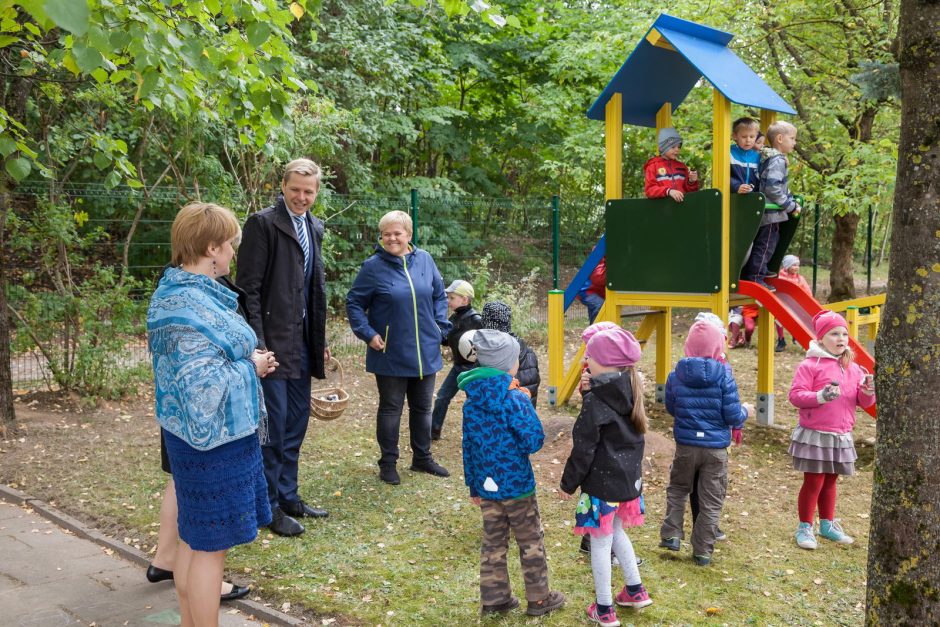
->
<box><xmin>346</xmin><ymin>210</ymin><xmax>452</xmax><ymax>485</ymax></box>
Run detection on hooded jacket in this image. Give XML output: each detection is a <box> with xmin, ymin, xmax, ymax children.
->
<box><xmin>515</xmin><ymin>336</ymin><xmax>540</xmax><ymax>405</ymax></box>
<box><xmin>788</xmin><ymin>341</ymin><xmax>876</xmax><ymax>434</ymax></box>
<box><xmin>458</xmin><ymin>368</ymin><xmax>544</xmax><ymax>500</ymax></box>
<box><xmin>561</xmin><ymin>372</ymin><xmax>644</xmax><ymax>502</ymax></box>
<box><xmin>759</xmin><ymin>147</ymin><xmax>797</xmax><ymax>223</ymax></box>
<box><xmin>730</xmin><ymin>144</ymin><xmax>761</xmax><ymax>193</ymax></box>
<box><xmin>665</xmin><ymin>357</ymin><xmax>748</xmax><ymax>448</ymax></box>
<box><xmin>346</xmin><ymin>244</ymin><xmax>451</xmax><ymax>378</ymax></box>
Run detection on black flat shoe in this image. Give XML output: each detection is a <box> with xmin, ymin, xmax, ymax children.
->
<box><xmin>220</xmin><ymin>584</ymin><xmax>251</xmax><ymax>602</ymax></box>
<box><xmin>410</xmin><ymin>458</ymin><xmax>450</xmax><ymax>477</ymax></box>
<box><xmin>146</xmin><ymin>564</ymin><xmax>174</xmax><ymax>583</ymax></box>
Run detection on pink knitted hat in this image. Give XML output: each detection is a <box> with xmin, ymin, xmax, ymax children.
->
<box><xmin>581</xmin><ymin>321</ymin><xmax>620</xmax><ymax>346</ymax></box>
<box><xmin>585</xmin><ymin>328</ymin><xmax>641</xmax><ymax>367</ymax></box>
<box><xmin>684</xmin><ymin>321</ymin><xmax>724</xmax><ymax>361</ymax></box>
<box><xmin>813</xmin><ymin>310</ymin><xmax>848</xmax><ymax>339</ymax></box>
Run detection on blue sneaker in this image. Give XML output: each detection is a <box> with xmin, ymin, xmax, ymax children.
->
<box><xmin>819</xmin><ymin>519</ymin><xmax>854</xmax><ymax>544</ymax></box>
<box><xmin>795</xmin><ymin>522</ymin><xmax>817</xmax><ymax>550</ymax></box>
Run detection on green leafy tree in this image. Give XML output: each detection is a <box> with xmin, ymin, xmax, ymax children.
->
<box><xmin>0</xmin><ymin>0</ymin><xmax>309</xmax><ymax>428</ymax></box>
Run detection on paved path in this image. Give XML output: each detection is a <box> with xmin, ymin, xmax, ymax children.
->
<box><xmin>0</xmin><ymin>491</ymin><xmax>297</xmax><ymax>626</ymax></box>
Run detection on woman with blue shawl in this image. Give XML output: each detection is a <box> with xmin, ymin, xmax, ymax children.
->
<box><xmin>148</xmin><ymin>202</ymin><xmax>276</xmax><ymax>627</ymax></box>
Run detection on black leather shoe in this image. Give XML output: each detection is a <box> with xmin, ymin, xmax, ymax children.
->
<box><xmin>268</xmin><ymin>508</ymin><xmax>305</xmax><ymax>537</ymax></box>
<box><xmin>379</xmin><ymin>465</ymin><xmax>401</xmax><ymax>485</ymax></box>
<box><xmin>282</xmin><ymin>499</ymin><xmax>329</xmax><ymax>519</ymax></box>
<box><xmin>146</xmin><ymin>564</ymin><xmax>174</xmax><ymax>583</ymax></box>
<box><xmin>410</xmin><ymin>458</ymin><xmax>450</xmax><ymax>477</ymax></box>
<box><xmin>220</xmin><ymin>584</ymin><xmax>251</xmax><ymax>602</ymax></box>
<box><xmin>430</xmin><ymin>426</ymin><xmax>442</xmax><ymax>441</ymax></box>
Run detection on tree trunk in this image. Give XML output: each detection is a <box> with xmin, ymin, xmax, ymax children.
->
<box><xmin>865</xmin><ymin>0</ymin><xmax>940</xmax><ymax>622</ymax></box>
<box><xmin>829</xmin><ymin>212</ymin><xmax>860</xmax><ymax>301</ymax></box>
<box><xmin>0</xmin><ymin>186</ymin><xmax>15</xmax><ymax>434</ymax></box>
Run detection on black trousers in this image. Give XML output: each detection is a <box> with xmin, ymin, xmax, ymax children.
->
<box><xmin>374</xmin><ymin>373</ymin><xmax>436</xmax><ymax>467</ymax></box>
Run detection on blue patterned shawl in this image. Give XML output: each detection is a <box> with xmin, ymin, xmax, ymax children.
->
<box><xmin>148</xmin><ymin>266</ymin><xmax>266</xmax><ymax>451</ymax></box>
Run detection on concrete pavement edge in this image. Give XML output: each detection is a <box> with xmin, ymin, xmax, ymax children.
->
<box><xmin>0</xmin><ymin>484</ymin><xmax>304</xmax><ymax>626</ymax></box>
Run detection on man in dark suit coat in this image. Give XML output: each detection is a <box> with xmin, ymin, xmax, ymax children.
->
<box><xmin>236</xmin><ymin>158</ymin><xmax>330</xmax><ymax>537</ymax></box>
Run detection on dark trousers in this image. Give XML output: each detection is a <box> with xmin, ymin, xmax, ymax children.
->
<box><xmin>742</xmin><ymin>222</ymin><xmax>781</xmax><ymax>281</ymax></box>
<box><xmin>660</xmin><ymin>444</ymin><xmax>728</xmax><ymax>556</ymax></box>
<box><xmin>479</xmin><ymin>494</ymin><xmax>550</xmax><ymax>606</ymax></box>
<box><xmin>374</xmin><ymin>373</ymin><xmax>436</xmax><ymax>467</ymax></box>
<box><xmin>430</xmin><ymin>363</ymin><xmax>473</xmax><ymax>431</ymax></box>
<box><xmin>260</xmin><ymin>346</ymin><xmax>311</xmax><ymax>511</ymax></box>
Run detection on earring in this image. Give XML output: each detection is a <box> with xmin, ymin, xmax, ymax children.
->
<box><xmin>212</xmin><ymin>259</ymin><xmax>217</xmax><ymax>277</ymax></box>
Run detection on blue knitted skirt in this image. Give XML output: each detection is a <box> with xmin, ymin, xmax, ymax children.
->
<box><xmin>163</xmin><ymin>429</ymin><xmax>272</xmax><ymax>552</ymax></box>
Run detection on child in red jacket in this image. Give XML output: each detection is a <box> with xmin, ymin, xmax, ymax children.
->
<box><xmin>644</xmin><ymin>127</ymin><xmax>699</xmax><ymax>202</ymax></box>
<box><xmin>788</xmin><ymin>310</ymin><xmax>875</xmax><ymax>550</ymax></box>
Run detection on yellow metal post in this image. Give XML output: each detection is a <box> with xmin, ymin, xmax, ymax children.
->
<box><xmin>845</xmin><ymin>306</ymin><xmax>860</xmax><ymax>340</ymax></box>
<box><xmin>605</xmin><ymin>94</ymin><xmax>623</xmax><ymax>201</ymax></box>
<box><xmin>712</xmin><ymin>90</ymin><xmax>732</xmax><ymax>323</ymax></box>
<box><xmin>656</xmin><ymin>102</ymin><xmax>673</xmax><ymax>138</ymax></box>
<box><xmin>655</xmin><ymin>306</ymin><xmax>673</xmax><ymax>403</ymax></box>
<box><xmin>756</xmin><ymin>306</ymin><xmax>775</xmax><ymax>425</ymax></box>
<box><xmin>869</xmin><ymin>305</ymin><xmax>880</xmax><ymax>342</ymax></box>
<box><xmin>760</xmin><ymin>109</ymin><xmax>777</xmax><ymax>133</ymax></box>
<box><xmin>547</xmin><ymin>290</ymin><xmax>564</xmax><ymax>405</ymax></box>
<box><xmin>634</xmin><ymin>311</ymin><xmax>660</xmax><ymax>347</ymax></box>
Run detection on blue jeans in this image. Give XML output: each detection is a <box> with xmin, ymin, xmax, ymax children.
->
<box><xmin>374</xmin><ymin>373</ymin><xmax>436</xmax><ymax>467</ymax></box>
<box><xmin>260</xmin><ymin>346</ymin><xmax>311</xmax><ymax>511</ymax></box>
<box><xmin>579</xmin><ymin>293</ymin><xmax>605</xmax><ymax>323</ymax></box>
<box><xmin>430</xmin><ymin>363</ymin><xmax>474</xmax><ymax>432</ymax></box>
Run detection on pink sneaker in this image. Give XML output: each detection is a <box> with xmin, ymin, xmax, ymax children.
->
<box><xmin>587</xmin><ymin>602</ymin><xmax>620</xmax><ymax>626</ymax></box>
<box><xmin>615</xmin><ymin>584</ymin><xmax>653</xmax><ymax>608</ymax></box>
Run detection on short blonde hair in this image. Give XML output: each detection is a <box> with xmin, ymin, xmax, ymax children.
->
<box><xmin>171</xmin><ymin>202</ymin><xmax>241</xmax><ymax>267</ymax></box>
<box><xmin>378</xmin><ymin>210</ymin><xmax>413</xmax><ymax>237</ymax></box>
<box><xmin>282</xmin><ymin>158</ymin><xmax>321</xmax><ymax>184</ymax></box>
<box><xmin>767</xmin><ymin>121</ymin><xmax>797</xmax><ymax>147</ymax></box>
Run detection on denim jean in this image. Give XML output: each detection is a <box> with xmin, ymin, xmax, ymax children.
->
<box><xmin>430</xmin><ymin>363</ymin><xmax>474</xmax><ymax>431</ymax></box>
<box><xmin>374</xmin><ymin>373</ymin><xmax>436</xmax><ymax>467</ymax></box>
<box><xmin>579</xmin><ymin>292</ymin><xmax>605</xmax><ymax>323</ymax></box>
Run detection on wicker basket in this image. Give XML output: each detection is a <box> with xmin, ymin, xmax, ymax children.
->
<box><xmin>310</xmin><ymin>357</ymin><xmax>349</xmax><ymax>421</ymax></box>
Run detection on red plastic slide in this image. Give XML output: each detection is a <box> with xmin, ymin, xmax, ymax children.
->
<box><xmin>737</xmin><ymin>279</ymin><xmax>877</xmax><ymax>418</ymax></box>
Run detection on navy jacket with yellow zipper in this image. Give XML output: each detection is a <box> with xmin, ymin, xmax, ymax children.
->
<box><xmin>346</xmin><ymin>244</ymin><xmax>451</xmax><ymax>378</ymax></box>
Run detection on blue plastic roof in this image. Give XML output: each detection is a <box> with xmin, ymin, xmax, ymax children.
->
<box><xmin>587</xmin><ymin>14</ymin><xmax>795</xmax><ymax>126</ymax></box>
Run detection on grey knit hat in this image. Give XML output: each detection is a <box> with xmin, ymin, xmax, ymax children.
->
<box><xmin>481</xmin><ymin>301</ymin><xmax>512</xmax><ymax>333</ymax></box>
<box><xmin>658</xmin><ymin>127</ymin><xmax>682</xmax><ymax>154</ymax></box>
<box><xmin>473</xmin><ymin>329</ymin><xmax>520</xmax><ymax>373</ymax></box>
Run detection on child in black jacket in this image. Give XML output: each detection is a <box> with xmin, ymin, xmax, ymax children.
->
<box><xmin>559</xmin><ymin>327</ymin><xmax>653</xmax><ymax>625</ymax></box>
<box><xmin>480</xmin><ymin>301</ymin><xmax>540</xmax><ymax>405</ymax></box>
<box><xmin>430</xmin><ymin>280</ymin><xmax>482</xmax><ymax>440</ymax></box>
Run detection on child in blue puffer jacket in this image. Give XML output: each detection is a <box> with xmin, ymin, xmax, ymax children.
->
<box><xmin>659</xmin><ymin>320</ymin><xmax>754</xmax><ymax>566</ymax></box>
<box><xmin>458</xmin><ymin>329</ymin><xmax>566</xmax><ymax>617</ymax></box>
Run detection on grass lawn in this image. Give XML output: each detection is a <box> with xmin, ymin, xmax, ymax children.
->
<box><xmin>1</xmin><ymin>312</ymin><xmax>875</xmax><ymax>626</ymax></box>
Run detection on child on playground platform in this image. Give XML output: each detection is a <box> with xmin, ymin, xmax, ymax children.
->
<box><xmin>644</xmin><ymin>127</ymin><xmax>699</xmax><ymax>202</ymax></box>
<box><xmin>430</xmin><ymin>280</ymin><xmax>482</xmax><ymax>441</ymax></box>
<box><xmin>480</xmin><ymin>300</ymin><xmax>540</xmax><ymax>405</ymax></box>
<box><xmin>458</xmin><ymin>329</ymin><xmax>566</xmax><ymax>617</ymax></box>
<box><xmin>741</xmin><ymin>121</ymin><xmax>802</xmax><ymax>291</ymax></box>
<box><xmin>788</xmin><ymin>311</ymin><xmax>875</xmax><ymax>550</ymax></box>
<box><xmin>659</xmin><ymin>321</ymin><xmax>754</xmax><ymax>566</ymax></box>
<box><xmin>560</xmin><ymin>327</ymin><xmax>653</xmax><ymax>626</ymax></box>
<box><xmin>730</xmin><ymin>117</ymin><xmax>761</xmax><ymax>194</ymax></box>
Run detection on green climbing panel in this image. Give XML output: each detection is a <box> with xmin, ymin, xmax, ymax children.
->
<box><xmin>606</xmin><ymin>190</ymin><xmax>722</xmax><ymax>293</ymax></box>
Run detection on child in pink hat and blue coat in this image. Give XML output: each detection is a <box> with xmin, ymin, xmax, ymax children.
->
<box><xmin>788</xmin><ymin>310</ymin><xmax>875</xmax><ymax>549</ymax></box>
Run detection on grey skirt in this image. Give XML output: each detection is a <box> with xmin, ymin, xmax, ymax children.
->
<box><xmin>789</xmin><ymin>425</ymin><xmax>857</xmax><ymax>475</ymax></box>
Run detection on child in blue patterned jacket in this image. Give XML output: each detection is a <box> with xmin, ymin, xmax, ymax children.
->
<box><xmin>458</xmin><ymin>329</ymin><xmax>566</xmax><ymax>617</ymax></box>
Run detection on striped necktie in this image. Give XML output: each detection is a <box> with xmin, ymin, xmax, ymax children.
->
<box><xmin>292</xmin><ymin>214</ymin><xmax>310</xmax><ymax>271</ymax></box>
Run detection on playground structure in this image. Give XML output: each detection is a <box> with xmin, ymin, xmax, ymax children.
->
<box><xmin>546</xmin><ymin>14</ymin><xmax>882</xmax><ymax>423</ymax></box>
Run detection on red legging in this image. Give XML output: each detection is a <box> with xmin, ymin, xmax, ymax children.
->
<box><xmin>798</xmin><ymin>472</ymin><xmax>838</xmax><ymax>523</ymax></box>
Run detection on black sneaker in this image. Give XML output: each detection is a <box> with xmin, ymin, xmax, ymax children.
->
<box><xmin>716</xmin><ymin>527</ymin><xmax>728</xmax><ymax>541</ymax></box>
<box><xmin>775</xmin><ymin>337</ymin><xmax>787</xmax><ymax>352</ymax></box>
<box><xmin>430</xmin><ymin>426</ymin><xmax>442</xmax><ymax>441</ymax></box>
<box><xmin>281</xmin><ymin>499</ymin><xmax>329</xmax><ymax>519</ymax></box>
<box><xmin>659</xmin><ymin>537</ymin><xmax>681</xmax><ymax>551</ymax></box>
<box><xmin>410</xmin><ymin>458</ymin><xmax>450</xmax><ymax>477</ymax></box>
<box><xmin>379</xmin><ymin>465</ymin><xmax>401</xmax><ymax>485</ymax></box>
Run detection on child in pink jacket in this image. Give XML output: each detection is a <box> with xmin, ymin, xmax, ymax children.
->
<box><xmin>788</xmin><ymin>310</ymin><xmax>875</xmax><ymax>550</ymax></box>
